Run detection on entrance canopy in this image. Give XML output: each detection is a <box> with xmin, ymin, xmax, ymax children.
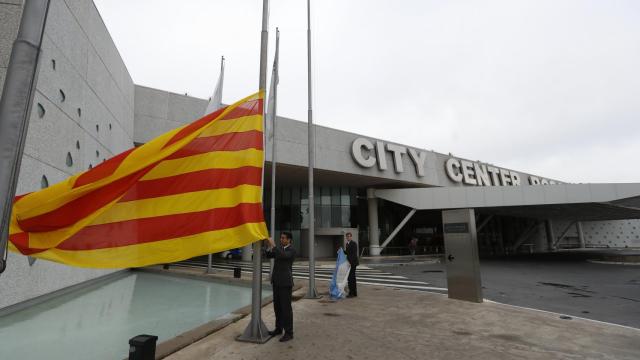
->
<box><xmin>375</xmin><ymin>183</ymin><xmax>640</xmax><ymax>221</ymax></box>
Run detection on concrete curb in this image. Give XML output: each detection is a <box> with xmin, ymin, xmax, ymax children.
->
<box><xmin>586</xmin><ymin>260</ymin><xmax>640</xmax><ymax>266</ymax></box>
<box><xmin>155</xmin><ymin>313</ymin><xmax>244</xmax><ymax>359</ymax></box>
<box><xmin>366</xmin><ymin>259</ymin><xmax>441</xmax><ymax>267</ymax></box>
<box><xmin>484</xmin><ymin>299</ymin><xmax>640</xmax><ymax>332</ymax></box>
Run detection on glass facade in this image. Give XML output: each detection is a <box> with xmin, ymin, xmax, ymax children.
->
<box><xmin>264</xmin><ymin>186</ymin><xmax>359</xmax><ymax>234</ymax></box>
<box><xmin>262</xmin><ymin>187</ymin><xmax>446</xmax><ymax>256</ymax></box>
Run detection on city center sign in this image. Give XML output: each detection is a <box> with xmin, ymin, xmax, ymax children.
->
<box><xmin>445</xmin><ymin>158</ymin><xmax>521</xmax><ymax>186</ymax></box>
<box><xmin>351</xmin><ymin>137</ymin><xmax>558</xmax><ymax>186</ymax></box>
<box><xmin>351</xmin><ymin>138</ymin><xmax>427</xmax><ymax>176</ymax></box>
<box><xmin>445</xmin><ymin>157</ymin><xmax>559</xmax><ymax>186</ymax></box>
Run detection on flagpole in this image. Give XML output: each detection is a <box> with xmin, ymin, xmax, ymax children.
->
<box><xmin>237</xmin><ymin>0</ymin><xmax>271</xmax><ymax>343</ymax></box>
<box><xmin>0</xmin><ymin>0</ymin><xmax>51</xmax><ymax>274</ymax></box>
<box><xmin>305</xmin><ymin>0</ymin><xmax>320</xmax><ymax>299</ymax></box>
<box><xmin>207</xmin><ymin>55</ymin><xmax>224</xmax><ymax>275</ymax></box>
<box><xmin>269</xmin><ymin>29</ymin><xmax>280</xmax><ymax>278</ymax></box>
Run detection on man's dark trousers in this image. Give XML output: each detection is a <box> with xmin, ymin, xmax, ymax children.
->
<box><xmin>346</xmin><ymin>240</ymin><xmax>359</xmax><ymax>296</ymax></box>
<box><xmin>265</xmin><ymin>244</ymin><xmax>296</xmax><ymax>335</ymax></box>
<box><xmin>348</xmin><ymin>264</ymin><xmax>357</xmax><ymax>296</ymax></box>
<box><xmin>272</xmin><ymin>285</ymin><xmax>293</xmax><ymax>335</ymax></box>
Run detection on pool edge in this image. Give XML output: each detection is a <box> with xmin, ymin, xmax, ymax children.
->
<box><xmin>135</xmin><ymin>267</ymin><xmax>303</xmax><ymax>359</ymax></box>
<box><xmin>0</xmin><ymin>270</ymin><xmax>130</xmax><ymax>317</ymax></box>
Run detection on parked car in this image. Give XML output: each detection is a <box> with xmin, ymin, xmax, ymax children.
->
<box><xmin>220</xmin><ymin>248</ymin><xmax>242</xmax><ymax>260</ymax></box>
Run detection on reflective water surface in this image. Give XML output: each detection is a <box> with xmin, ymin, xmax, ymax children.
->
<box><xmin>0</xmin><ymin>272</ymin><xmax>264</xmax><ymax>359</ymax></box>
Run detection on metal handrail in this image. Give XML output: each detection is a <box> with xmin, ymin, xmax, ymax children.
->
<box><xmin>360</xmin><ymin>246</ymin><xmax>406</xmax><ymax>257</ymax></box>
<box><xmin>360</xmin><ymin>246</ymin><xmax>444</xmax><ymax>257</ymax></box>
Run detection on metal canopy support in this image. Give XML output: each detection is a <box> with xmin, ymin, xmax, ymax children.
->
<box><xmin>0</xmin><ymin>0</ymin><xmax>51</xmax><ymax>274</ymax></box>
<box><xmin>512</xmin><ymin>221</ymin><xmax>542</xmax><ymax>251</ymax></box>
<box><xmin>552</xmin><ymin>221</ymin><xmax>577</xmax><ymax>249</ymax></box>
<box><xmin>379</xmin><ymin>208</ymin><xmax>417</xmax><ymax>252</ymax></box>
<box><xmin>544</xmin><ymin>220</ymin><xmax>555</xmax><ymax>251</ymax></box>
<box><xmin>476</xmin><ymin>214</ymin><xmax>494</xmax><ymax>233</ymax></box>
<box><xmin>237</xmin><ymin>0</ymin><xmax>271</xmax><ymax>344</ymax></box>
<box><xmin>576</xmin><ymin>221</ymin><xmax>586</xmax><ymax>248</ymax></box>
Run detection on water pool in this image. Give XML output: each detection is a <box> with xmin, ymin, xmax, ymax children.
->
<box><xmin>0</xmin><ymin>271</ymin><xmax>268</xmax><ymax>359</ymax></box>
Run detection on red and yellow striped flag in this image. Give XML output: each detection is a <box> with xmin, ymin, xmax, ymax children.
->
<box><xmin>8</xmin><ymin>92</ymin><xmax>268</xmax><ymax>268</ymax></box>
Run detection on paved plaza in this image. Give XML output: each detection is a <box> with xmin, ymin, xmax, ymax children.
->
<box><xmin>166</xmin><ymin>277</ymin><xmax>640</xmax><ymax>360</ymax></box>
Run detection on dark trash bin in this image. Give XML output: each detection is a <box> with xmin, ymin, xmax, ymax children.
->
<box><xmin>129</xmin><ymin>334</ymin><xmax>158</xmax><ymax>360</ymax></box>
<box><xmin>233</xmin><ymin>267</ymin><xmax>242</xmax><ymax>278</ymax></box>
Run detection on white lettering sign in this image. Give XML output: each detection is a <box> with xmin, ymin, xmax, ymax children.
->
<box><xmin>351</xmin><ymin>138</ymin><xmax>376</xmax><ymax>168</ymax></box>
<box><xmin>351</xmin><ymin>138</ymin><xmax>426</xmax><ymax>177</ymax></box>
<box><xmin>445</xmin><ymin>158</ymin><xmax>521</xmax><ymax>187</ymax></box>
<box><xmin>445</xmin><ymin>157</ymin><xmax>558</xmax><ymax>187</ymax></box>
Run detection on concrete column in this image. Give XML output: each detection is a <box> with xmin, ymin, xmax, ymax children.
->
<box><xmin>367</xmin><ymin>188</ymin><xmax>380</xmax><ymax>256</ymax></box>
<box><xmin>545</xmin><ymin>220</ymin><xmax>555</xmax><ymax>252</ymax></box>
<box><xmin>242</xmin><ymin>244</ymin><xmax>252</xmax><ymax>262</ymax></box>
<box><xmin>576</xmin><ymin>221</ymin><xmax>586</xmax><ymax>248</ymax></box>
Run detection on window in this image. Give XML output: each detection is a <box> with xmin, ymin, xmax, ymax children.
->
<box><xmin>321</xmin><ymin>187</ymin><xmax>331</xmax><ymax>227</ymax></box>
<box><xmin>65</xmin><ymin>152</ymin><xmax>73</xmax><ymax>167</ymax></box>
<box><xmin>77</xmin><ymin>108</ymin><xmax>81</xmax><ymax>117</ymax></box>
<box><xmin>40</xmin><ymin>175</ymin><xmax>49</xmax><ymax>189</ymax></box>
<box><xmin>96</xmin><ymin>150</ymin><xmax>99</xmax><ymax>158</ymax></box>
<box><xmin>37</xmin><ymin>103</ymin><xmax>45</xmax><ymax>118</ymax></box>
<box><xmin>96</xmin><ymin>124</ymin><xmax>99</xmax><ymax>132</ymax></box>
<box><xmin>76</xmin><ymin>140</ymin><xmax>80</xmax><ymax>149</ymax></box>
<box><xmin>340</xmin><ymin>187</ymin><xmax>351</xmax><ymax>207</ymax></box>
<box><xmin>51</xmin><ymin>59</ymin><xmax>56</xmax><ymax>70</ymax></box>
<box><xmin>59</xmin><ymin>89</ymin><xmax>66</xmax><ymax>103</ymax></box>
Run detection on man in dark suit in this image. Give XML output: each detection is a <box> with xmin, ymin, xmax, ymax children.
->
<box><xmin>345</xmin><ymin>232</ymin><xmax>359</xmax><ymax>297</ymax></box>
<box><xmin>265</xmin><ymin>232</ymin><xmax>296</xmax><ymax>342</ymax></box>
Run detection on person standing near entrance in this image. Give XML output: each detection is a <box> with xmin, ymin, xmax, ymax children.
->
<box><xmin>265</xmin><ymin>232</ymin><xmax>296</xmax><ymax>342</ymax></box>
<box><xmin>345</xmin><ymin>232</ymin><xmax>359</xmax><ymax>297</ymax></box>
<box><xmin>408</xmin><ymin>236</ymin><xmax>418</xmax><ymax>256</ymax></box>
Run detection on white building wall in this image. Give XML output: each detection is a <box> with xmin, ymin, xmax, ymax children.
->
<box><xmin>0</xmin><ymin>2</ymin><xmax>22</xmax><ymax>99</ymax></box>
<box><xmin>133</xmin><ymin>85</ymin><xmax>207</xmax><ymax>144</ymax></box>
<box><xmin>0</xmin><ymin>0</ymin><xmax>134</xmax><ymax>309</ymax></box>
<box><xmin>551</xmin><ymin>220</ymin><xmax>640</xmax><ymax>249</ymax></box>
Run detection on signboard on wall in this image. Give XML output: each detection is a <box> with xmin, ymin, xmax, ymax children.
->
<box><xmin>349</xmin><ymin>137</ymin><xmax>560</xmax><ymax>187</ymax></box>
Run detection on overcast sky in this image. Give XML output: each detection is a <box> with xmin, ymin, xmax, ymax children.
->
<box><xmin>94</xmin><ymin>0</ymin><xmax>640</xmax><ymax>183</ymax></box>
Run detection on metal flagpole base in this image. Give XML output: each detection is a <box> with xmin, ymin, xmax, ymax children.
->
<box><xmin>236</xmin><ymin>317</ymin><xmax>273</xmax><ymax>343</ymax></box>
<box><xmin>304</xmin><ymin>286</ymin><xmax>321</xmax><ymax>299</ymax></box>
<box><xmin>205</xmin><ymin>253</ymin><xmax>214</xmax><ymax>274</ymax></box>
<box><xmin>235</xmin><ymin>241</ymin><xmax>273</xmax><ymax>344</ymax></box>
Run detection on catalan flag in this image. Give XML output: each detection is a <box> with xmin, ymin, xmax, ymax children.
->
<box><xmin>7</xmin><ymin>92</ymin><xmax>268</xmax><ymax>268</ymax></box>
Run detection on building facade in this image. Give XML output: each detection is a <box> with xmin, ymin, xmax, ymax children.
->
<box><xmin>1</xmin><ymin>0</ymin><xmax>639</xmax><ymax>310</ymax></box>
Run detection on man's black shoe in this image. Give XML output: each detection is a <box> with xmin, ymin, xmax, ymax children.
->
<box><xmin>279</xmin><ymin>334</ymin><xmax>293</xmax><ymax>342</ymax></box>
<box><xmin>268</xmin><ymin>329</ymin><xmax>282</xmax><ymax>336</ymax></box>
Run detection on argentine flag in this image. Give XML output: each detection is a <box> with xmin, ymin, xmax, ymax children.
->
<box><xmin>329</xmin><ymin>248</ymin><xmax>351</xmax><ymax>300</ymax></box>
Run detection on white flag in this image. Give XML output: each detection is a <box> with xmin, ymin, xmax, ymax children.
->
<box><xmin>265</xmin><ymin>35</ymin><xmax>279</xmax><ymax>139</ymax></box>
<box><xmin>204</xmin><ymin>56</ymin><xmax>225</xmax><ymax>115</ymax></box>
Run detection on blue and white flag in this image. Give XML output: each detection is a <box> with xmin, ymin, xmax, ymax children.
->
<box><xmin>329</xmin><ymin>248</ymin><xmax>351</xmax><ymax>300</ymax></box>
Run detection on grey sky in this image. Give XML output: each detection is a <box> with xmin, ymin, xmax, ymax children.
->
<box><xmin>93</xmin><ymin>0</ymin><xmax>640</xmax><ymax>183</ymax></box>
